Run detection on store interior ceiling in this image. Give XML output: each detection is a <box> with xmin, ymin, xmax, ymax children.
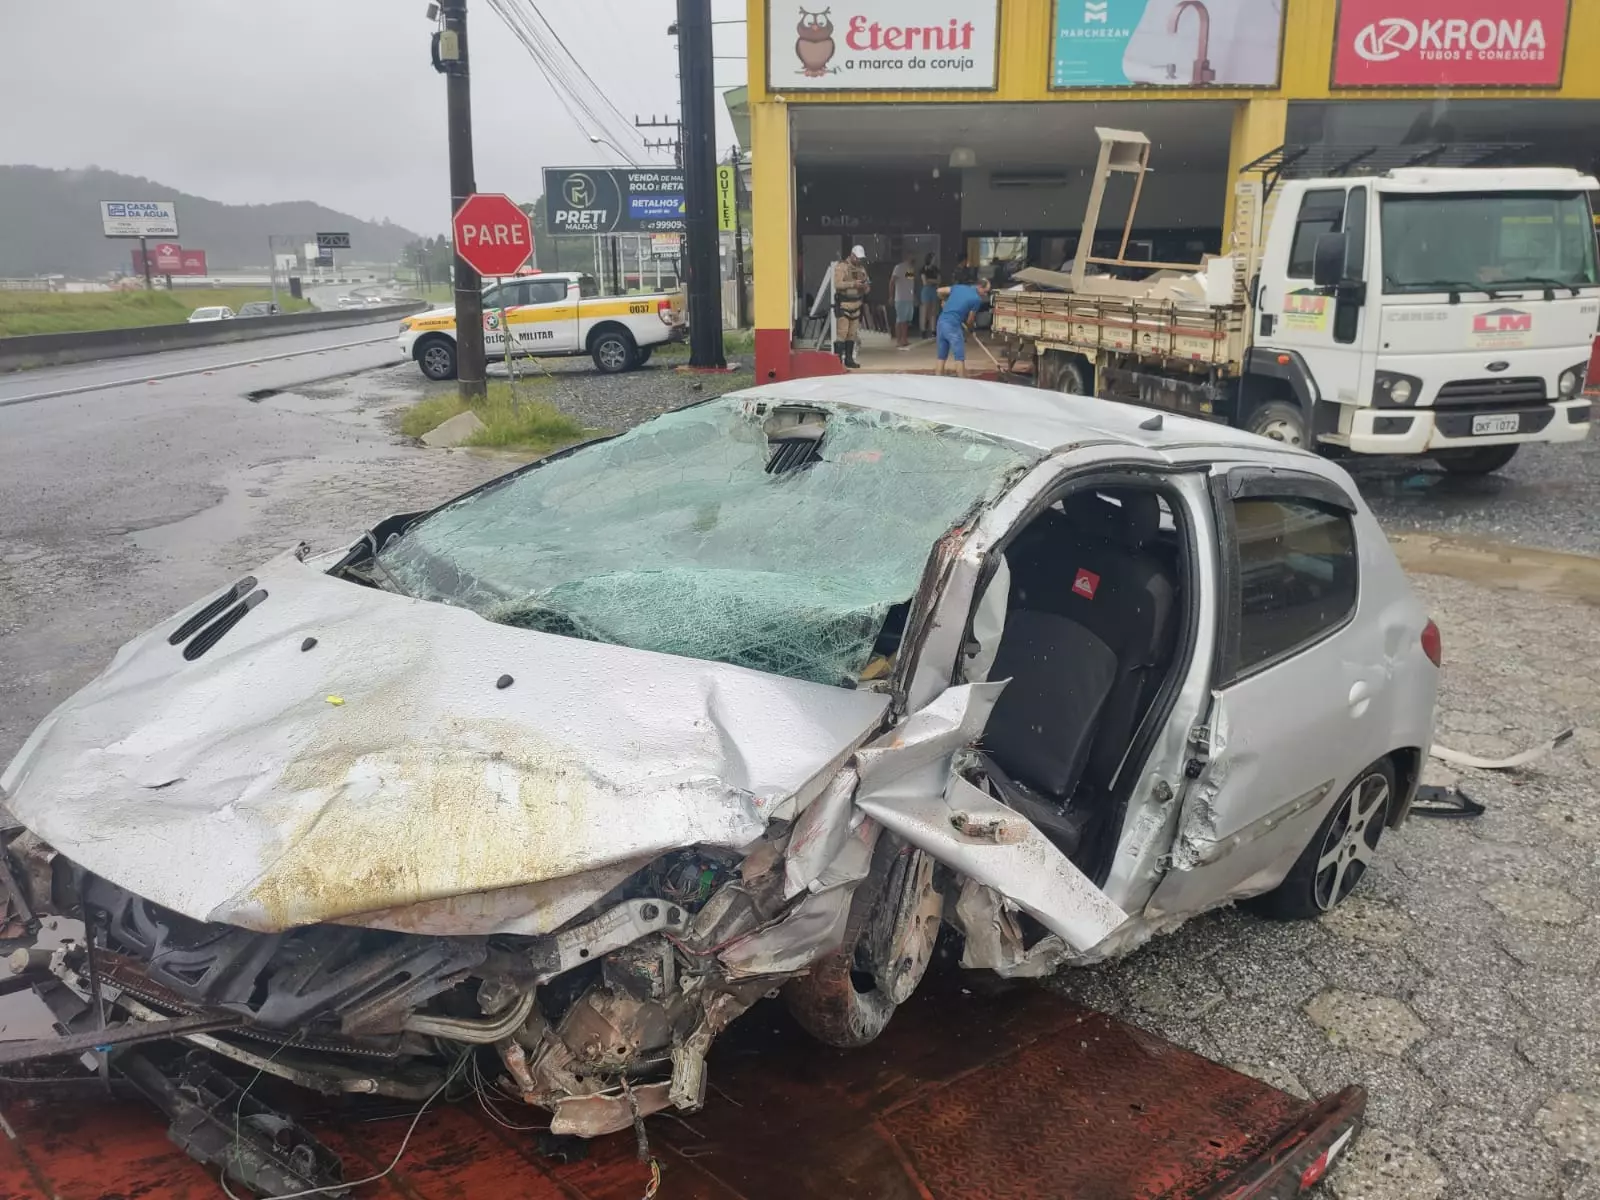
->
<box><xmin>790</xmin><ymin>101</ymin><xmax>1237</xmax><ymax>174</ymax></box>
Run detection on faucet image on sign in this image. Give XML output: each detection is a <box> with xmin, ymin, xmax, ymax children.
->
<box><xmin>1167</xmin><ymin>0</ymin><xmax>1214</xmax><ymax>82</ymax></box>
<box><xmin>1121</xmin><ymin>0</ymin><xmax>1281</xmax><ymax>86</ymax></box>
<box><xmin>795</xmin><ymin>7</ymin><xmax>836</xmax><ymax>77</ymax></box>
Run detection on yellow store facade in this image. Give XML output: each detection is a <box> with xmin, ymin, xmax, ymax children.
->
<box><xmin>745</xmin><ymin>0</ymin><xmax>1600</xmax><ymax>381</ymax></box>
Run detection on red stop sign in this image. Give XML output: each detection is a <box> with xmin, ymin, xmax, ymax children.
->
<box><xmin>452</xmin><ymin>193</ymin><xmax>532</xmax><ymax>278</ymax></box>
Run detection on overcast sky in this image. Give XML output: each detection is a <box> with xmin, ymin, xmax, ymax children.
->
<box><xmin>0</xmin><ymin>0</ymin><xmax>747</xmax><ymax>236</ymax></box>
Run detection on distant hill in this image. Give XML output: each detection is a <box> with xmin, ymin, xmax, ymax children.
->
<box><xmin>0</xmin><ymin>165</ymin><xmax>421</xmax><ymax>277</ymax></box>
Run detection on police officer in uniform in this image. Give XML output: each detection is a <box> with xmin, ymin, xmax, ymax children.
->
<box><xmin>832</xmin><ymin>245</ymin><xmax>870</xmax><ymax>369</ymax></box>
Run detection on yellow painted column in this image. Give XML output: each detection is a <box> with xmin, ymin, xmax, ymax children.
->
<box><xmin>750</xmin><ymin>97</ymin><xmax>795</xmax><ymax>381</ymax></box>
<box><xmin>1225</xmin><ymin>98</ymin><xmax>1288</xmax><ymax>243</ymax></box>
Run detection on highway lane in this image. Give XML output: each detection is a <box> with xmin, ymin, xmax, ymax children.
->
<box><xmin>0</xmin><ymin>317</ymin><xmax>405</xmax><ymax>406</ymax></box>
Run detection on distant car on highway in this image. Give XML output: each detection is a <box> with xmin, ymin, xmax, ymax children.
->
<box><xmin>235</xmin><ymin>301</ymin><xmax>281</xmax><ymax>318</ymax></box>
<box><xmin>336</xmin><ymin>297</ymin><xmax>361</xmax><ymax>309</ymax></box>
<box><xmin>186</xmin><ymin>306</ymin><xmax>234</xmax><ymax>323</ymax></box>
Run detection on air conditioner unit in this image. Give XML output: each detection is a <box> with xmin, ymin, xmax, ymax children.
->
<box><xmin>990</xmin><ymin>172</ymin><xmax>1070</xmax><ymax>189</ymax></box>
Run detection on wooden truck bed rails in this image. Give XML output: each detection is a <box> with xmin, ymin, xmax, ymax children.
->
<box><xmin>993</xmin><ymin>291</ymin><xmax>1249</xmax><ymax>371</ymax></box>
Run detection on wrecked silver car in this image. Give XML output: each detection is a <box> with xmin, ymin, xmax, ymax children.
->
<box><xmin>0</xmin><ymin>376</ymin><xmax>1439</xmax><ymax>1141</ymax></box>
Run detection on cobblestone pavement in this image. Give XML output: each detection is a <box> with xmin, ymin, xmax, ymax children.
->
<box><xmin>4</xmin><ymin>361</ymin><xmax>1598</xmax><ymax>1197</ymax></box>
<box><xmin>1052</xmin><ymin>571</ymin><xmax>1600</xmax><ymax>1200</ymax></box>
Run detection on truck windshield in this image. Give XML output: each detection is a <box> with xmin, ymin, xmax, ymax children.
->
<box><xmin>1380</xmin><ymin>191</ymin><xmax>1598</xmax><ymax>295</ymax></box>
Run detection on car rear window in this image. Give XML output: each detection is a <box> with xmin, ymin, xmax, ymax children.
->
<box><xmin>1229</xmin><ymin>497</ymin><xmax>1359</xmax><ymax>676</ymax></box>
<box><xmin>377</xmin><ymin>397</ymin><xmax>1036</xmax><ymax>686</ymax></box>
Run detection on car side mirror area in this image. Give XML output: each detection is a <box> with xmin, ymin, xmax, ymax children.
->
<box><xmin>1312</xmin><ymin>232</ymin><xmax>1350</xmax><ymax>291</ymax></box>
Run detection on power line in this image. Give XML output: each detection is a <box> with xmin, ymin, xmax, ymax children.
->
<box><xmin>523</xmin><ymin>2</ymin><xmax>648</xmax><ymax>153</ymax></box>
<box><xmin>487</xmin><ymin>0</ymin><xmax>663</xmax><ymax>163</ymax></box>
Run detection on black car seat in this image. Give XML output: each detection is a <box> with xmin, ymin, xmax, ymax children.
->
<box><xmin>990</xmin><ymin>489</ymin><xmax>1178</xmax><ymax>804</ymax></box>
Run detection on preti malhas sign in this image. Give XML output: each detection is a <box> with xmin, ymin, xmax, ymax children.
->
<box><xmin>768</xmin><ymin>0</ymin><xmax>999</xmax><ymax>90</ymax></box>
<box><xmin>1333</xmin><ymin>0</ymin><xmax>1568</xmax><ymax>87</ymax></box>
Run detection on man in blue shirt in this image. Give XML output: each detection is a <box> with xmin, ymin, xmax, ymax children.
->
<box><xmin>934</xmin><ymin>278</ymin><xmax>990</xmax><ymax>378</ymax></box>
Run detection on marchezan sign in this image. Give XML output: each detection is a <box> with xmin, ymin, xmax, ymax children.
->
<box><xmin>768</xmin><ymin>0</ymin><xmax>999</xmax><ymax>91</ymax></box>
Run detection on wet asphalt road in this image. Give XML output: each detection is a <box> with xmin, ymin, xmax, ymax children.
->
<box><xmin>1349</xmin><ymin>435</ymin><xmax>1600</xmax><ymax>558</ymax></box>
<box><xmin>0</xmin><ymin>318</ymin><xmax>400</xmax><ymax>407</ymax></box>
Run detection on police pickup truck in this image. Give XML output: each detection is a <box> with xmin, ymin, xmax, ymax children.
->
<box><xmin>398</xmin><ymin>272</ymin><xmax>685</xmax><ymax>379</ymax></box>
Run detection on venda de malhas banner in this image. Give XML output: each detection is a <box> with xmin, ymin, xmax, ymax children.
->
<box><xmin>1333</xmin><ymin>0</ymin><xmax>1568</xmax><ymax>87</ymax></box>
<box><xmin>768</xmin><ymin>0</ymin><xmax>999</xmax><ymax>90</ymax></box>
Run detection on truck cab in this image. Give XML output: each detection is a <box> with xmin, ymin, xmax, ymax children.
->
<box><xmin>1255</xmin><ymin>169</ymin><xmax>1597</xmax><ymax>471</ymax></box>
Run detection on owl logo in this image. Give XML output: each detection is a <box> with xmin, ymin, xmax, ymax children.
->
<box><xmin>795</xmin><ymin>7</ymin><xmax>836</xmax><ymax>77</ymax></box>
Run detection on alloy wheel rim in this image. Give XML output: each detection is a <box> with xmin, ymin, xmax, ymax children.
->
<box><xmin>599</xmin><ymin>340</ymin><xmax>626</xmax><ymax>369</ymax></box>
<box><xmin>1313</xmin><ymin>773</ymin><xmax>1389</xmax><ymax>911</ymax></box>
<box><xmin>424</xmin><ymin>346</ymin><xmax>451</xmax><ymax>375</ymax></box>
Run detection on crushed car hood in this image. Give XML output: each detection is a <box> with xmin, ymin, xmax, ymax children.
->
<box><xmin>1</xmin><ymin>549</ymin><xmax>890</xmax><ymax>933</ymax></box>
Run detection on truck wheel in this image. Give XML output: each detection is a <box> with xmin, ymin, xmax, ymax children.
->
<box><xmin>1245</xmin><ymin>399</ymin><xmax>1307</xmax><ymax>448</ymax></box>
<box><xmin>1043</xmin><ymin>351</ymin><xmax>1091</xmax><ymax>396</ymax></box>
<box><xmin>635</xmin><ymin>346</ymin><xmax>653</xmax><ymax>366</ymax></box>
<box><xmin>1435</xmin><ymin>444</ymin><xmax>1519</xmax><ymax>475</ymax></box>
<box><xmin>416</xmin><ymin>337</ymin><xmax>457</xmax><ymax>382</ymax></box>
<box><xmin>591</xmin><ymin>330</ymin><xmax>636</xmax><ymax>374</ymax></box>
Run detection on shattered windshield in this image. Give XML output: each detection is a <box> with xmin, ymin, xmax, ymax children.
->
<box><xmin>377</xmin><ymin>397</ymin><xmax>1035</xmax><ymax>686</ymax></box>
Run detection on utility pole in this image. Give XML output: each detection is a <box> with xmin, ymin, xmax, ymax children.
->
<box><xmin>138</xmin><ymin>236</ymin><xmax>153</xmax><ymax>291</ymax></box>
<box><xmin>436</xmin><ymin>0</ymin><xmax>486</xmax><ymax>398</ymax></box>
<box><xmin>635</xmin><ymin>114</ymin><xmax>682</xmax><ymax>166</ymax></box>
<box><xmin>676</xmin><ymin>0</ymin><xmax>725</xmax><ymax>368</ymax></box>
<box><xmin>266</xmin><ymin>235</ymin><xmax>280</xmax><ymax>312</ymax></box>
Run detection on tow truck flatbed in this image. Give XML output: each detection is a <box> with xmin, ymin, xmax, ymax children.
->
<box><xmin>0</xmin><ymin>965</ymin><xmax>1360</xmax><ymax>1198</ymax></box>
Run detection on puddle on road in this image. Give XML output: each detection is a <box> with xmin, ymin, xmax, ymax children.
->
<box><xmin>247</xmin><ymin>365</ymin><xmax>424</xmax><ymax>437</ymax></box>
<box><xmin>1391</xmin><ymin>531</ymin><xmax>1600</xmax><ymax>606</ymax></box>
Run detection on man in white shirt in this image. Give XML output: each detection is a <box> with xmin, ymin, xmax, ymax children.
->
<box><xmin>890</xmin><ymin>254</ymin><xmax>916</xmax><ymax>351</ymax></box>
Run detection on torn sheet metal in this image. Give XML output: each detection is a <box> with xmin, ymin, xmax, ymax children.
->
<box><xmin>1</xmin><ymin>550</ymin><xmax>889</xmax><ymax>933</ymax></box>
<box><xmin>854</xmin><ymin>682</ymin><xmax>1007</xmax><ymax>798</ymax></box>
<box><xmin>859</xmin><ymin>774</ymin><xmax>1128</xmax><ymax>955</ymax></box>
<box><xmin>784</xmin><ymin>767</ymin><xmax>859</xmax><ymax>899</ymax></box>
<box><xmin>953</xmin><ymin>879</ymin><xmax>1073</xmax><ymax>979</ymax></box>
<box><xmin>786</xmin><ymin>684</ymin><xmax>1002</xmax><ymax>899</ymax></box>
<box><xmin>736</xmin><ymin>819</ymin><xmax>879</xmax><ymax>977</ymax></box>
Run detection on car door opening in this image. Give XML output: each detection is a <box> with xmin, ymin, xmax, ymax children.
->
<box><xmin>963</xmin><ymin>480</ymin><xmax>1193</xmax><ymax>884</ymax></box>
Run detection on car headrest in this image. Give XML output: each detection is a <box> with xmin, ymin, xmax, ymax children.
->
<box><xmin>1062</xmin><ymin>490</ymin><xmax>1160</xmax><ymax>547</ymax></box>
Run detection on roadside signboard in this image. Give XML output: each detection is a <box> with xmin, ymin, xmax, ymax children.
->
<box><xmin>131</xmin><ymin>246</ymin><xmax>207</xmax><ymax>276</ymax></box>
<box><xmin>452</xmin><ymin>193</ymin><xmax>533</xmax><ymax>277</ymax></box>
<box><xmin>1051</xmin><ymin>0</ymin><xmax>1285</xmax><ymax>88</ymax></box>
<box><xmin>767</xmin><ymin>0</ymin><xmax>999</xmax><ymax>91</ymax></box>
<box><xmin>651</xmin><ymin>233</ymin><xmax>682</xmax><ymax>258</ymax></box>
<box><xmin>715</xmin><ymin>165</ymin><xmax>737</xmax><ymax>232</ymax></box>
<box><xmin>316</xmin><ymin>232</ymin><xmax>352</xmax><ymax>250</ymax></box>
<box><xmin>101</xmin><ymin>200</ymin><xmax>178</xmax><ymax>238</ymax></box>
<box><xmin>1332</xmin><ymin>0</ymin><xmax>1568</xmax><ymax>88</ymax></box>
<box><xmin>542</xmin><ymin>168</ymin><xmax>686</xmax><ymax>235</ymax></box>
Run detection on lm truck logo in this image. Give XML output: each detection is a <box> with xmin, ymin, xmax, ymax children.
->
<box><xmin>1473</xmin><ymin>309</ymin><xmax>1532</xmax><ymax>335</ymax></box>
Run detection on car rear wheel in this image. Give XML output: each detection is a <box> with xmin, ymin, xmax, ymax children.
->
<box><xmin>635</xmin><ymin>346</ymin><xmax>653</xmax><ymax>366</ymax></box>
<box><xmin>417</xmin><ymin>337</ymin><xmax>457</xmax><ymax>382</ymax></box>
<box><xmin>1250</xmin><ymin>759</ymin><xmax>1394</xmax><ymax>920</ymax></box>
<box><xmin>1244</xmin><ymin>399</ymin><xmax>1308</xmax><ymax>448</ymax></box>
<box><xmin>591</xmin><ymin>330</ymin><xmax>636</xmax><ymax>374</ymax></box>
<box><xmin>1435</xmin><ymin>444</ymin><xmax>1519</xmax><ymax>475</ymax></box>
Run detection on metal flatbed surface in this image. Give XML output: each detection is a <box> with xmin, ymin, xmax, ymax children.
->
<box><xmin>0</xmin><ymin>967</ymin><xmax>1360</xmax><ymax>1199</ymax></box>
